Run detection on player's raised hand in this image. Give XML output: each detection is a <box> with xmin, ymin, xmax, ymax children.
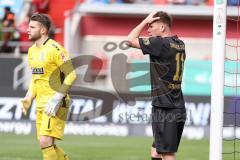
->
<box><xmin>21</xmin><ymin>96</ymin><xmax>32</xmax><ymax>116</ymax></box>
<box><xmin>144</xmin><ymin>11</ymin><xmax>160</xmax><ymax>24</ymax></box>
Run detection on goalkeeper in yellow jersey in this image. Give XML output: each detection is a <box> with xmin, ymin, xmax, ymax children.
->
<box><xmin>20</xmin><ymin>13</ymin><xmax>76</xmax><ymax>160</ymax></box>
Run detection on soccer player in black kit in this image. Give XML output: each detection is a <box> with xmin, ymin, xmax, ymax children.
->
<box><xmin>126</xmin><ymin>11</ymin><xmax>186</xmax><ymax>160</ymax></box>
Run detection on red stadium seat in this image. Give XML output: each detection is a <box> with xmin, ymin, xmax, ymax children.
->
<box><xmin>207</xmin><ymin>0</ymin><xmax>214</xmax><ymax>5</ymax></box>
<box><xmin>167</xmin><ymin>0</ymin><xmax>187</xmax><ymax>4</ymax></box>
<box><xmin>152</xmin><ymin>0</ymin><xmax>166</xmax><ymax>4</ymax></box>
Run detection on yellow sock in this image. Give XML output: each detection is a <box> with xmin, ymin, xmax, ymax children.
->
<box><xmin>54</xmin><ymin>145</ymin><xmax>70</xmax><ymax>160</ymax></box>
<box><xmin>42</xmin><ymin>145</ymin><xmax>58</xmax><ymax>160</ymax></box>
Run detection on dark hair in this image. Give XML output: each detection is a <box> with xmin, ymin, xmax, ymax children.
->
<box><xmin>153</xmin><ymin>11</ymin><xmax>172</xmax><ymax>28</ymax></box>
<box><xmin>4</xmin><ymin>6</ymin><xmax>11</xmax><ymax>12</ymax></box>
<box><xmin>30</xmin><ymin>13</ymin><xmax>51</xmax><ymax>32</ymax></box>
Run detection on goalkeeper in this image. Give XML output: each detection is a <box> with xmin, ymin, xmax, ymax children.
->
<box><xmin>21</xmin><ymin>13</ymin><xmax>76</xmax><ymax>160</ymax></box>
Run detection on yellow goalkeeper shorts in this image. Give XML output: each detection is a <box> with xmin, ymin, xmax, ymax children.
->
<box><xmin>36</xmin><ymin>106</ymin><xmax>69</xmax><ymax>140</ymax></box>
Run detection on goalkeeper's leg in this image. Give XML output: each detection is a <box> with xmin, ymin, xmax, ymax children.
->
<box><xmin>40</xmin><ymin>136</ymin><xmax>58</xmax><ymax>160</ymax></box>
<box><xmin>151</xmin><ymin>146</ymin><xmax>162</xmax><ymax>160</ymax></box>
<box><xmin>38</xmin><ymin>106</ymin><xmax>69</xmax><ymax>160</ymax></box>
<box><xmin>54</xmin><ymin>145</ymin><xmax>70</xmax><ymax>160</ymax></box>
<box><xmin>39</xmin><ymin>135</ymin><xmax>70</xmax><ymax>160</ymax></box>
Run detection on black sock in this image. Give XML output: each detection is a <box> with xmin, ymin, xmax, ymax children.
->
<box><xmin>151</xmin><ymin>157</ymin><xmax>162</xmax><ymax>160</ymax></box>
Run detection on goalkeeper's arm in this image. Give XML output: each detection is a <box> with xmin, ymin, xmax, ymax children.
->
<box><xmin>21</xmin><ymin>78</ymin><xmax>36</xmax><ymax>115</ymax></box>
<box><xmin>45</xmin><ymin>52</ymin><xmax>77</xmax><ymax>116</ymax></box>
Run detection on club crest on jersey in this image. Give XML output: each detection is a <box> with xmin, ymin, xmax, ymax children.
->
<box><xmin>32</xmin><ymin>67</ymin><xmax>44</xmax><ymax>74</ymax></box>
<box><xmin>143</xmin><ymin>38</ymin><xmax>150</xmax><ymax>45</ymax></box>
<box><xmin>40</xmin><ymin>52</ymin><xmax>45</xmax><ymax>61</ymax></box>
<box><xmin>60</xmin><ymin>52</ymin><xmax>67</xmax><ymax>62</ymax></box>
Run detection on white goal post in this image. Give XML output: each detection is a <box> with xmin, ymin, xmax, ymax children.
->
<box><xmin>210</xmin><ymin>0</ymin><xmax>227</xmax><ymax>160</ymax></box>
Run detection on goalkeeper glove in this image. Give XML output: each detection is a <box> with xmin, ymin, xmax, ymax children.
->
<box><xmin>45</xmin><ymin>92</ymin><xmax>65</xmax><ymax>117</ymax></box>
<box><xmin>20</xmin><ymin>95</ymin><xmax>33</xmax><ymax>116</ymax></box>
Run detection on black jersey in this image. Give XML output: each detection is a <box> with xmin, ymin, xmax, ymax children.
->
<box><xmin>139</xmin><ymin>36</ymin><xmax>186</xmax><ymax>108</ymax></box>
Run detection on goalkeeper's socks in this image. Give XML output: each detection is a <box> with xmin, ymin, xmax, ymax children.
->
<box><xmin>42</xmin><ymin>145</ymin><xmax>58</xmax><ymax>160</ymax></box>
<box><xmin>151</xmin><ymin>158</ymin><xmax>162</xmax><ymax>160</ymax></box>
<box><xmin>54</xmin><ymin>145</ymin><xmax>70</xmax><ymax>160</ymax></box>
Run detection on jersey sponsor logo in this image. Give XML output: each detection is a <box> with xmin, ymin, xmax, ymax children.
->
<box><xmin>32</xmin><ymin>67</ymin><xmax>44</xmax><ymax>74</ymax></box>
<box><xmin>142</xmin><ymin>38</ymin><xmax>150</xmax><ymax>45</ymax></box>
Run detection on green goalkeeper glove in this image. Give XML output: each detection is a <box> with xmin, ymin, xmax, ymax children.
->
<box><xmin>45</xmin><ymin>92</ymin><xmax>65</xmax><ymax>117</ymax></box>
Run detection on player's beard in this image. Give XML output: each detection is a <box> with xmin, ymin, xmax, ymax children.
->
<box><xmin>28</xmin><ymin>32</ymin><xmax>41</xmax><ymax>41</ymax></box>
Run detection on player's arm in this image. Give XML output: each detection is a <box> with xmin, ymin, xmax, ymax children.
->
<box><xmin>139</xmin><ymin>36</ymin><xmax>163</xmax><ymax>56</ymax></box>
<box><xmin>21</xmin><ymin>77</ymin><xmax>36</xmax><ymax>115</ymax></box>
<box><xmin>45</xmin><ymin>47</ymin><xmax>77</xmax><ymax>116</ymax></box>
<box><xmin>126</xmin><ymin>12</ymin><xmax>160</xmax><ymax>49</ymax></box>
<box><xmin>55</xmin><ymin>48</ymin><xmax>77</xmax><ymax>95</ymax></box>
<box><xmin>126</xmin><ymin>20</ymin><xmax>146</xmax><ymax>49</ymax></box>
<box><xmin>21</xmin><ymin>50</ymin><xmax>36</xmax><ymax>116</ymax></box>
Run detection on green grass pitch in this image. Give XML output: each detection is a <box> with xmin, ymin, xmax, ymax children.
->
<box><xmin>0</xmin><ymin>133</ymin><xmax>212</xmax><ymax>160</ymax></box>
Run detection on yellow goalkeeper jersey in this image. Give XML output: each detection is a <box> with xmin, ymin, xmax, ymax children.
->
<box><xmin>27</xmin><ymin>38</ymin><xmax>76</xmax><ymax>109</ymax></box>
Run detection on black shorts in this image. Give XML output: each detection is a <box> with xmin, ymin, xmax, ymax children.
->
<box><xmin>152</xmin><ymin>106</ymin><xmax>186</xmax><ymax>153</ymax></box>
